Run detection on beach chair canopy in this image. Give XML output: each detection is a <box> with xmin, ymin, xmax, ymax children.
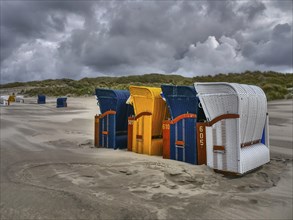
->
<box><xmin>0</xmin><ymin>96</ymin><xmax>9</xmax><ymax>101</ymax></box>
<box><xmin>195</xmin><ymin>83</ymin><xmax>267</xmax><ymax>144</ymax></box>
<box><xmin>8</xmin><ymin>95</ymin><xmax>16</xmax><ymax>102</ymax></box>
<box><xmin>161</xmin><ymin>85</ymin><xmax>200</xmax><ymax>119</ymax></box>
<box><xmin>15</xmin><ymin>96</ymin><xmax>24</xmax><ymax>102</ymax></box>
<box><xmin>128</xmin><ymin>86</ymin><xmax>167</xmax><ymax>136</ymax></box>
<box><xmin>194</xmin><ymin>82</ymin><xmax>269</xmax><ymax>173</ymax></box>
<box><xmin>95</xmin><ymin>88</ymin><xmax>133</xmax><ymax>132</ymax></box>
<box><xmin>57</xmin><ymin>97</ymin><xmax>67</xmax><ymax>107</ymax></box>
<box><xmin>38</xmin><ymin>95</ymin><xmax>46</xmax><ymax>104</ymax></box>
<box><xmin>0</xmin><ymin>96</ymin><xmax>9</xmax><ymax>105</ymax></box>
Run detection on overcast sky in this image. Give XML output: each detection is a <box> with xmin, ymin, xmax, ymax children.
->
<box><xmin>1</xmin><ymin>0</ymin><xmax>292</xmax><ymax>83</ymax></box>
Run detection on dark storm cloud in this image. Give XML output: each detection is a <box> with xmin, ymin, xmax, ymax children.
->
<box><xmin>58</xmin><ymin>0</ymin><xmax>250</xmax><ymax>74</ymax></box>
<box><xmin>270</xmin><ymin>0</ymin><xmax>293</xmax><ymax>12</ymax></box>
<box><xmin>0</xmin><ymin>0</ymin><xmax>292</xmax><ymax>83</ymax></box>
<box><xmin>238</xmin><ymin>1</ymin><xmax>266</xmax><ymax>20</ymax></box>
<box><xmin>0</xmin><ymin>1</ymin><xmax>94</xmax><ymax>60</ymax></box>
<box><xmin>242</xmin><ymin>23</ymin><xmax>292</xmax><ymax>66</ymax></box>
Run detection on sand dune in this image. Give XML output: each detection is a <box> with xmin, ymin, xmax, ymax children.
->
<box><xmin>1</xmin><ymin>97</ymin><xmax>292</xmax><ymax>219</ymax></box>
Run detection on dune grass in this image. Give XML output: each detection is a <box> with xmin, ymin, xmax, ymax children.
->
<box><xmin>1</xmin><ymin>71</ymin><xmax>292</xmax><ymax>100</ymax></box>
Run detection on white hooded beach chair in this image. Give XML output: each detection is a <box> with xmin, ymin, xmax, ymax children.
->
<box><xmin>0</xmin><ymin>96</ymin><xmax>10</xmax><ymax>106</ymax></box>
<box><xmin>194</xmin><ymin>83</ymin><xmax>270</xmax><ymax>174</ymax></box>
<box><xmin>15</xmin><ymin>96</ymin><xmax>24</xmax><ymax>103</ymax></box>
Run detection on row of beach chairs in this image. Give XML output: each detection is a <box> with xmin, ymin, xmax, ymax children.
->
<box><xmin>0</xmin><ymin>95</ymin><xmax>24</xmax><ymax>106</ymax></box>
<box><xmin>1</xmin><ymin>95</ymin><xmax>67</xmax><ymax>108</ymax></box>
<box><xmin>94</xmin><ymin>83</ymin><xmax>270</xmax><ymax>175</ymax></box>
<box><xmin>37</xmin><ymin>95</ymin><xmax>67</xmax><ymax>108</ymax></box>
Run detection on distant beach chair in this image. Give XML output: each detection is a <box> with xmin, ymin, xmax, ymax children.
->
<box><xmin>161</xmin><ymin>85</ymin><xmax>207</xmax><ymax>165</ymax></box>
<box><xmin>127</xmin><ymin>86</ymin><xmax>168</xmax><ymax>156</ymax></box>
<box><xmin>194</xmin><ymin>83</ymin><xmax>270</xmax><ymax>174</ymax></box>
<box><xmin>95</xmin><ymin>89</ymin><xmax>134</xmax><ymax>149</ymax></box>
<box><xmin>0</xmin><ymin>96</ymin><xmax>10</xmax><ymax>106</ymax></box>
<box><xmin>15</xmin><ymin>96</ymin><xmax>24</xmax><ymax>103</ymax></box>
<box><xmin>37</xmin><ymin>95</ymin><xmax>46</xmax><ymax>104</ymax></box>
<box><xmin>8</xmin><ymin>95</ymin><xmax>16</xmax><ymax>102</ymax></box>
<box><xmin>56</xmin><ymin>97</ymin><xmax>67</xmax><ymax>108</ymax></box>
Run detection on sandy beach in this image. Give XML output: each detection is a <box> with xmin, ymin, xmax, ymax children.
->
<box><xmin>1</xmin><ymin>97</ymin><xmax>292</xmax><ymax>219</ymax></box>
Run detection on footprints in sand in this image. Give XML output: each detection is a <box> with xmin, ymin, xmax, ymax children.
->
<box><xmin>78</xmin><ymin>139</ymin><xmax>94</xmax><ymax>148</ymax></box>
<box><xmin>44</xmin><ymin>139</ymin><xmax>95</xmax><ymax>149</ymax></box>
<box><xmin>65</xmin><ymin>130</ymin><xmax>83</xmax><ymax>135</ymax></box>
<box><xmin>5</xmin><ymin>158</ymin><xmax>292</xmax><ymax>219</ymax></box>
<box><xmin>8</xmin><ymin>158</ymin><xmax>292</xmax><ymax>206</ymax></box>
<box><xmin>92</xmin><ymin>192</ymin><xmax>114</xmax><ymax>201</ymax></box>
<box><xmin>257</xmin><ymin>171</ymin><xmax>280</xmax><ymax>187</ymax></box>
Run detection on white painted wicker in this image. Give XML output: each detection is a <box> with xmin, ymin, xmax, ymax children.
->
<box><xmin>194</xmin><ymin>83</ymin><xmax>270</xmax><ymax>174</ymax></box>
<box><xmin>0</xmin><ymin>96</ymin><xmax>9</xmax><ymax>106</ymax></box>
<box><xmin>15</xmin><ymin>96</ymin><xmax>24</xmax><ymax>103</ymax></box>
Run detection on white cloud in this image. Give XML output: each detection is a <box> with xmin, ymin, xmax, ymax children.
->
<box><xmin>176</xmin><ymin>36</ymin><xmax>262</xmax><ymax>76</ymax></box>
<box><xmin>0</xmin><ymin>0</ymin><xmax>292</xmax><ymax>83</ymax></box>
<box><xmin>1</xmin><ymin>39</ymin><xmax>59</xmax><ymax>82</ymax></box>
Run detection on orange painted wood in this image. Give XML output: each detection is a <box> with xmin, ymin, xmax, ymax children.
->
<box><xmin>213</xmin><ymin>145</ymin><xmax>225</xmax><ymax>151</ymax></box>
<box><xmin>127</xmin><ymin>118</ymin><xmax>134</xmax><ymax>151</ymax></box>
<box><xmin>197</xmin><ymin>123</ymin><xmax>207</xmax><ymax>165</ymax></box>
<box><xmin>94</xmin><ymin>115</ymin><xmax>100</xmax><ymax>147</ymax></box>
<box><xmin>162</xmin><ymin>122</ymin><xmax>170</xmax><ymax>159</ymax></box>
<box><xmin>175</xmin><ymin>140</ymin><xmax>185</xmax><ymax>146</ymax></box>
<box><xmin>207</xmin><ymin>114</ymin><xmax>239</xmax><ymax>126</ymax></box>
<box><xmin>164</xmin><ymin>113</ymin><xmax>197</xmax><ymax>125</ymax></box>
<box><xmin>100</xmin><ymin>110</ymin><xmax>116</xmax><ymax>119</ymax></box>
<box><xmin>134</xmin><ymin>112</ymin><xmax>152</xmax><ymax>120</ymax></box>
<box><xmin>136</xmin><ymin>135</ymin><xmax>143</xmax><ymax>139</ymax></box>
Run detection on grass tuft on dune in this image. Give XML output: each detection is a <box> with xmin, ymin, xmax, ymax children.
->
<box><xmin>1</xmin><ymin>71</ymin><xmax>292</xmax><ymax>101</ymax></box>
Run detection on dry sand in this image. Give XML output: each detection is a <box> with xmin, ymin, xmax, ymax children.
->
<box><xmin>0</xmin><ymin>97</ymin><xmax>292</xmax><ymax>220</ymax></box>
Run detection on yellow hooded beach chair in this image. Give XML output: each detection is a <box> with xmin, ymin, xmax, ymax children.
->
<box><xmin>127</xmin><ymin>86</ymin><xmax>168</xmax><ymax>156</ymax></box>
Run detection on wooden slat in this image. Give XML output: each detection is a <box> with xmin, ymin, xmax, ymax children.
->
<box><xmin>162</xmin><ymin>121</ymin><xmax>171</xmax><ymax>159</ymax></box>
<box><xmin>207</xmin><ymin>114</ymin><xmax>240</xmax><ymax>126</ymax></box>
<box><xmin>136</xmin><ymin>135</ymin><xmax>143</xmax><ymax>139</ymax></box>
<box><xmin>94</xmin><ymin>115</ymin><xmax>100</xmax><ymax>147</ymax></box>
<box><xmin>164</xmin><ymin>113</ymin><xmax>197</xmax><ymax>125</ymax></box>
<box><xmin>100</xmin><ymin>110</ymin><xmax>116</xmax><ymax>119</ymax></box>
<box><xmin>213</xmin><ymin>145</ymin><xmax>225</xmax><ymax>151</ymax></box>
<box><xmin>134</xmin><ymin>112</ymin><xmax>152</xmax><ymax>120</ymax></box>
<box><xmin>197</xmin><ymin>123</ymin><xmax>207</xmax><ymax>165</ymax></box>
<box><xmin>175</xmin><ymin>140</ymin><xmax>184</xmax><ymax>146</ymax></box>
<box><xmin>241</xmin><ymin>139</ymin><xmax>261</xmax><ymax>148</ymax></box>
<box><xmin>127</xmin><ymin>118</ymin><xmax>134</xmax><ymax>151</ymax></box>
